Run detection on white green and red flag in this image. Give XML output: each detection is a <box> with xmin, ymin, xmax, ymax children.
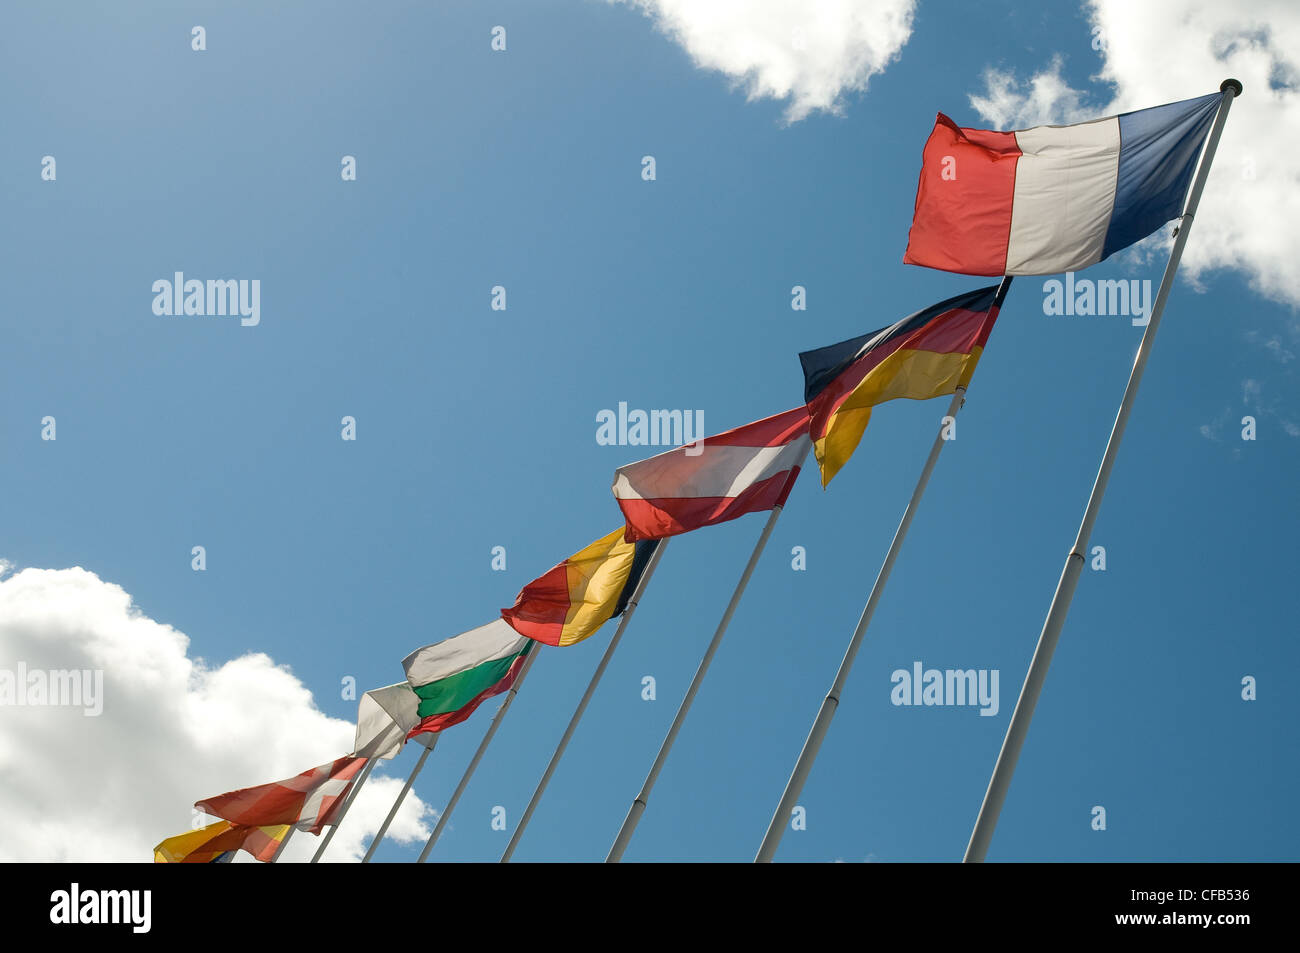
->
<box><xmin>401</xmin><ymin>619</ymin><xmax>533</xmax><ymax>738</ymax></box>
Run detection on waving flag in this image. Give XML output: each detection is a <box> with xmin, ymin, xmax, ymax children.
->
<box><xmin>903</xmin><ymin>91</ymin><xmax>1222</xmax><ymax>276</ymax></box>
<box><xmin>612</xmin><ymin>407</ymin><xmax>811</xmax><ymax>541</ymax></box>
<box><xmin>354</xmin><ymin>682</ymin><xmax>424</xmax><ymax>760</ymax></box>
<box><xmin>802</xmin><ymin>285</ymin><xmax>1004</xmax><ymax>486</ymax></box>
<box><xmin>154</xmin><ymin>819</ymin><xmax>289</xmax><ymax>863</ymax></box>
<box><xmin>501</xmin><ymin>529</ymin><xmax>659</xmax><ymax>645</ymax></box>
<box><xmin>402</xmin><ymin>619</ymin><xmax>533</xmax><ymax>735</ymax></box>
<box><xmin>195</xmin><ymin>756</ymin><xmax>366</xmax><ymax>835</ymax></box>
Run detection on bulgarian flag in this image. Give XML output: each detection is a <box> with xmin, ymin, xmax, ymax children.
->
<box><xmin>401</xmin><ymin>618</ymin><xmax>533</xmax><ymax>737</ymax></box>
<box><xmin>501</xmin><ymin>529</ymin><xmax>660</xmax><ymax>646</ymax></box>
<box><xmin>154</xmin><ymin>819</ymin><xmax>289</xmax><ymax>863</ymax></box>
<box><xmin>612</xmin><ymin>407</ymin><xmax>811</xmax><ymax>541</ymax></box>
<box><xmin>195</xmin><ymin>756</ymin><xmax>367</xmax><ymax>836</ymax></box>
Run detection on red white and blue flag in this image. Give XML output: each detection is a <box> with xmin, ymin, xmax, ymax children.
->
<box><xmin>903</xmin><ymin>91</ymin><xmax>1223</xmax><ymax>276</ymax></box>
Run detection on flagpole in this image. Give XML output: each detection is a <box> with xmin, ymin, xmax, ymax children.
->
<box><xmin>361</xmin><ymin>736</ymin><xmax>439</xmax><ymax>863</ymax></box>
<box><xmin>500</xmin><ymin>540</ymin><xmax>668</xmax><ymax>862</ymax></box>
<box><xmin>309</xmin><ymin>757</ymin><xmax>375</xmax><ymax>863</ymax></box>
<box><xmin>754</xmin><ymin>277</ymin><xmax>1014</xmax><ymax>862</ymax></box>
<box><xmin>268</xmin><ymin>825</ymin><xmax>295</xmax><ymax>863</ymax></box>
<box><xmin>963</xmin><ymin>80</ymin><xmax>1241</xmax><ymax>863</ymax></box>
<box><xmin>416</xmin><ymin>647</ymin><xmax>541</xmax><ymax>863</ymax></box>
<box><xmin>606</xmin><ymin>442</ymin><xmax>810</xmax><ymax>862</ymax></box>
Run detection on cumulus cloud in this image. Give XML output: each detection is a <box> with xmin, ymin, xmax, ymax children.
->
<box><xmin>612</xmin><ymin>0</ymin><xmax>917</xmax><ymax>121</ymax></box>
<box><xmin>0</xmin><ymin>566</ymin><xmax>432</xmax><ymax>862</ymax></box>
<box><xmin>969</xmin><ymin>55</ymin><xmax>1096</xmax><ymax>128</ymax></box>
<box><xmin>967</xmin><ymin>0</ymin><xmax>1300</xmax><ymax>311</ymax></box>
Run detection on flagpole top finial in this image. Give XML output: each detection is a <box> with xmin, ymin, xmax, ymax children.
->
<box><xmin>1221</xmin><ymin>78</ymin><xmax>1243</xmax><ymax>96</ymax></box>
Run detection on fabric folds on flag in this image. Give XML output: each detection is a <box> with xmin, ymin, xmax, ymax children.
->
<box><xmin>402</xmin><ymin>618</ymin><xmax>533</xmax><ymax>736</ymax></box>
<box><xmin>612</xmin><ymin>407</ymin><xmax>811</xmax><ymax>541</ymax></box>
<box><xmin>501</xmin><ymin>529</ymin><xmax>660</xmax><ymax>645</ymax></box>
<box><xmin>903</xmin><ymin>92</ymin><xmax>1222</xmax><ymax>275</ymax></box>
<box><xmin>801</xmin><ymin>285</ymin><xmax>1002</xmax><ymax>486</ymax></box>
<box><xmin>355</xmin><ymin>682</ymin><xmax>425</xmax><ymax>760</ymax></box>
<box><xmin>195</xmin><ymin>756</ymin><xmax>367</xmax><ymax>836</ymax></box>
<box><xmin>153</xmin><ymin>819</ymin><xmax>290</xmax><ymax>863</ymax></box>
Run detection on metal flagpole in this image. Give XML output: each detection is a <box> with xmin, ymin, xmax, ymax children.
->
<box><xmin>755</xmin><ymin>277</ymin><xmax>1014</xmax><ymax>863</ymax></box>
<box><xmin>607</xmin><ymin>442</ymin><xmax>810</xmax><ymax>862</ymax></box>
<box><xmin>361</xmin><ymin>736</ymin><xmax>439</xmax><ymax>863</ymax></box>
<box><xmin>500</xmin><ymin>540</ymin><xmax>668</xmax><ymax>862</ymax></box>
<box><xmin>963</xmin><ymin>80</ymin><xmax>1241</xmax><ymax>863</ymax></box>
<box><xmin>416</xmin><ymin>646</ymin><xmax>542</xmax><ymax>863</ymax></box>
<box><xmin>309</xmin><ymin>757</ymin><xmax>375</xmax><ymax>863</ymax></box>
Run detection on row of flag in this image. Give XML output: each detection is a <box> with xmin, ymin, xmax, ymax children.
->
<box><xmin>154</xmin><ymin>87</ymin><xmax>1231</xmax><ymax>862</ymax></box>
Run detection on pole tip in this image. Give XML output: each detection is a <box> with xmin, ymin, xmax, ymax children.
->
<box><xmin>1221</xmin><ymin>78</ymin><xmax>1243</xmax><ymax>96</ymax></box>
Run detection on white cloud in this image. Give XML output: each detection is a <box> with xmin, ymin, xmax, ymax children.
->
<box><xmin>969</xmin><ymin>55</ymin><xmax>1095</xmax><ymax>128</ymax></box>
<box><xmin>612</xmin><ymin>0</ymin><xmax>917</xmax><ymax>121</ymax></box>
<box><xmin>1200</xmin><ymin>372</ymin><xmax>1300</xmax><ymax>441</ymax></box>
<box><xmin>0</xmin><ymin>567</ymin><xmax>432</xmax><ymax>862</ymax></box>
<box><xmin>1244</xmin><ymin>330</ymin><xmax>1296</xmax><ymax>364</ymax></box>
<box><xmin>967</xmin><ymin>0</ymin><xmax>1300</xmax><ymax>309</ymax></box>
<box><xmin>1237</xmin><ymin>376</ymin><xmax>1299</xmax><ymax>439</ymax></box>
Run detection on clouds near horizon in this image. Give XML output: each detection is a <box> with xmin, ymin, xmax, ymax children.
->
<box><xmin>0</xmin><ymin>565</ymin><xmax>432</xmax><ymax>862</ymax></box>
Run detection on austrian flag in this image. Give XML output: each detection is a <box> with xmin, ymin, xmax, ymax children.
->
<box><xmin>612</xmin><ymin>406</ymin><xmax>811</xmax><ymax>542</ymax></box>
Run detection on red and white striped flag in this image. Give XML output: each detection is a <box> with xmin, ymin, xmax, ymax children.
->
<box><xmin>195</xmin><ymin>756</ymin><xmax>367</xmax><ymax>836</ymax></box>
<box><xmin>612</xmin><ymin>406</ymin><xmax>811</xmax><ymax>542</ymax></box>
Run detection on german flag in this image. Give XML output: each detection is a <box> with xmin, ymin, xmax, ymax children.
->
<box><xmin>501</xmin><ymin>529</ymin><xmax>659</xmax><ymax>646</ymax></box>
<box><xmin>801</xmin><ymin>285</ymin><xmax>1006</xmax><ymax>485</ymax></box>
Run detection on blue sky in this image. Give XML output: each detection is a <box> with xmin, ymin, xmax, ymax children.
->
<box><xmin>2</xmin><ymin>0</ymin><xmax>1296</xmax><ymax>863</ymax></box>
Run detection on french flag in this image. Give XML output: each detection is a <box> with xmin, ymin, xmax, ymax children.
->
<box><xmin>612</xmin><ymin>406</ymin><xmax>811</xmax><ymax>543</ymax></box>
<box><xmin>903</xmin><ymin>91</ymin><xmax>1223</xmax><ymax>276</ymax></box>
